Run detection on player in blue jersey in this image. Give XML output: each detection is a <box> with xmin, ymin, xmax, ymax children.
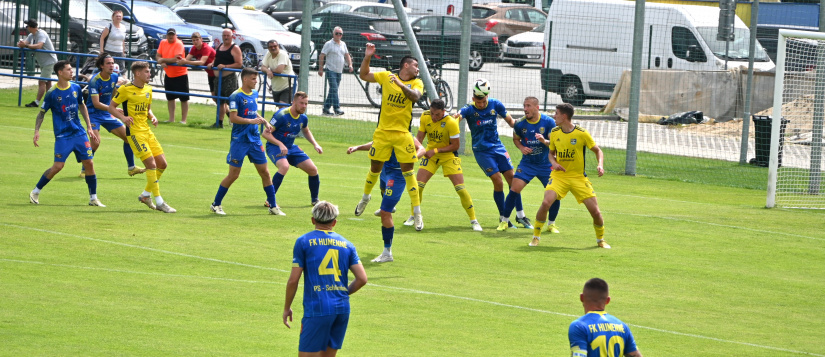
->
<box><xmin>82</xmin><ymin>53</ymin><xmax>145</xmax><ymax>178</ymax></box>
<box><xmin>283</xmin><ymin>201</ymin><xmax>368</xmax><ymax>356</ymax></box>
<box><xmin>262</xmin><ymin>91</ymin><xmax>323</xmax><ymax>211</ymax></box>
<box><xmin>29</xmin><ymin>60</ymin><xmax>104</xmax><ymax>207</ymax></box>
<box><xmin>456</xmin><ymin>79</ymin><xmax>532</xmax><ymax>229</ymax></box>
<box><xmin>569</xmin><ymin>278</ymin><xmax>643</xmax><ymax>357</ymax></box>
<box><xmin>498</xmin><ymin>97</ymin><xmax>562</xmax><ymax>232</ymax></box>
<box><xmin>210</xmin><ymin>67</ymin><xmax>279</xmax><ymax>216</ymax></box>
<box><xmin>347</xmin><ymin>136</ymin><xmax>423</xmax><ymax>263</ymax></box>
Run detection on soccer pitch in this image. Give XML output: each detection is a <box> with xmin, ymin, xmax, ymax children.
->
<box><xmin>1</xmin><ymin>88</ymin><xmax>824</xmax><ymax>356</ymax></box>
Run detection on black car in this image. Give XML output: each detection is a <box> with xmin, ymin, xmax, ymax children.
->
<box><xmin>231</xmin><ymin>0</ymin><xmax>326</xmax><ymax>24</ymax></box>
<box><xmin>286</xmin><ymin>12</ymin><xmax>408</xmax><ymax>69</ymax></box>
<box><xmin>407</xmin><ymin>14</ymin><xmax>500</xmax><ymax>71</ymax></box>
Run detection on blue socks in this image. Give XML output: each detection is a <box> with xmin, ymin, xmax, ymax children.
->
<box><xmin>308</xmin><ymin>175</ymin><xmax>320</xmax><ymax>202</ymax></box>
<box><xmin>272</xmin><ymin>172</ymin><xmax>285</xmax><ymax>193</ymax></box>
<box><xmin>84</xmin><ymin>175</ymin><xmax>97</xmax><ymax>195</ymax></box>
<box><xmin>213</xmin><ymin>185</ymin><xmax>229</xmax><ymax>206</ymax></box>
<box><xmin>35</xmin><ymin>174</ymin><xmax>51</xmax><ymax>190</ymax></box>
<box><xmin>382</xmin><ymin>226</ymin><xmax>394</xmax><ymax>248</ymax></box>
<box><xmin>264</xmin><ymin>184</ymin><xmax>276</xmax><ymax>208</ymax></box>
<box><xmin>503</xmin><ymin>189</ymin><xmax>518</xmax><ymax>218</ymax></box>
<box><xmin>514</xmin><ymin>190</ymin><xmax>523</xmax><ymax>212</ymax></box>
<box><xmin>124</xmin><ymin>142</ymin><xmax>135</xmax><ymax>168</ymax></box>
<box><xmin>548</xmin><ymin>199</ymin><xmax>561</xmax><ymax>221</ymax></box>
<box><xmin>493</xmin><ymin>190</ymin><xmax>505</xmax><ymax>216</ymax></box>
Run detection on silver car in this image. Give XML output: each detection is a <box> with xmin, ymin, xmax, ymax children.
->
<box><xmin>501</xmin><ymin>23</ymin><xmax>544</xmax><ymax>67</ymax></box>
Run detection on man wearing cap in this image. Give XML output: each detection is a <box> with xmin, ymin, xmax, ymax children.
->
<box><xmin>17</xmin><ymin>19</ymin><xmax>58</xmax><ymax>108</ymax></box>
<box><xmin>156</xmin><ymin>28</ymin><xmax>189</xmax><ymax>124</ymax></box>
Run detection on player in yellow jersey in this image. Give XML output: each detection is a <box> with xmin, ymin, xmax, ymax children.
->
<box><xmin>402</xmin><ymin>99</ymin><xmax>482</xmax><ymax>232</ymax></box>
<box><xmin>108</xmin><ymin>61</ymin><xmax>176</xmax><ymax>213</ymax></box>
<box><xmin>355</xmin><ymin>43</ymin><xmax>426</xmax><ymax>231</ymax></box>
<box><xmin>531</xmin><ymin>103</ymin><xmax>608</xmax><ymax>248</ymax></box>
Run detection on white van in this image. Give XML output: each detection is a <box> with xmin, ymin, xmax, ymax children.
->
<box><xmin>540</xmin><ymin>0</ymin><xmax>775</xmax><ymax>105</ymax></box>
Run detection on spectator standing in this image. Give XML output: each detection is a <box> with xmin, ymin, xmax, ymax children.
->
<box><xmin>17</xmin><ymin>19</ymin><xmax>58</xmax><ymax>108</ymax></box>
<box><xmin>177</xmin><ymin>32</ymin><xmax>216</xmax><ymax>103</ymax></box>
<box><xmin>213</xmin><ymin>28</ymin><xmax>243</xmax><ymax>128</ymax></box>
<box><xmin>318</xmin><ymin>27</ymin><xmax>353</xmax><ymax>116</ymax></box>
<box><xmin>99</xmin><ymin>10</ymin><xmax>127</xmax><ymax>72</ymax></box>
<box><xmin>156</xmin><ymin>28</ymin><xmax>189</xmax><ymax>124</ymax></box>
<box><xmin>261</xmin><ymin>39</ymin><xmax>294</xmax><ymax>107</ymax></box>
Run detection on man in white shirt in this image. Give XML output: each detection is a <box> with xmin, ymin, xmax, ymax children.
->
<box><xmin>317</xmin><ymin>27</ymin><xmax>353</xmax><ymax>116</ymax></box>
<box><xmin>261</xmin><ymin>39</ymin><xmax>295</xmax><ymax>108</ymax></box>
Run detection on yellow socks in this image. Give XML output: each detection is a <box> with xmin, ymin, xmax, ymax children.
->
<box><xmin>156</xmin><ymin>168</ymin><xmax>165</xmax><ymax>180</ymax></box>
<box><xmin>363</xmin><ymin>170</ymin><xmax>380</xmax><ymax>195</ymax></box>
<box><xmin>455</xmin><ymin>184</ymin><xmax>476</xmax><ymax>220</ymax></box>
<box><xmin>594</xmin><ymin>224</ymin><xmax>605</xmax><ymax>240</ymax></box>
<box><xmin>144</xmin><ymin>169</ymin><xmax>160</xmax><ymax>197</ymax></box>
<box><xmin>533</xmin><ymin>220</ymin><xmax>546</xmax><ymax>238</ymax></box>
<box><xmin>403</xmin><ymin>170</ymin><xmax>420</xmax><ymax>207</ymax></box>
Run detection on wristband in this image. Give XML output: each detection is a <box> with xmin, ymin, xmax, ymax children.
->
<box><xmin>434</xmin><ymin>148</ymin><xmax>438</xmax><ymax>154</ymax></box>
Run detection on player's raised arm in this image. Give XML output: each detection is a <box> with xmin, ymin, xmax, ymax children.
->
<box><xmin>359</xmin><ymin>43</ymin><xmax>376</xmax><ymax>83</ymax></box>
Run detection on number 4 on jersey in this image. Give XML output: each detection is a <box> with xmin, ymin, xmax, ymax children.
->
<box><xmin>318</xmin><ymin>249</ymin><xmax>342</xmax><ymax>282</ymax></box>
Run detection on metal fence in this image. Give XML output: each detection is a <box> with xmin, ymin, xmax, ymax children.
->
<box><xmin>5</xmin><ymin>0</ymin><xmax>825</xmax><ymax>193</ymax></box>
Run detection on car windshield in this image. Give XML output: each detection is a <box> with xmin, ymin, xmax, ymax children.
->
<box><xmin>314</xmin><ymin>3</ymin><xmax>351</xmax><ymax>13</ymax></box>
<box><xmin>133</xmin><ymin>5</ymin><xmax>186</xmax><ymax>24</ymax></box>
<box><xmin>69</xmin><ymin>0</ymin><xmax>112</xmax><ymax>21</ymax></box>
<box><xmin>232</xmin><ymin>11</ymin><xmax>287</xmax><ymax>31</ymax></box>
<box><xmin>696</xmin><ymin>27</ymin><xmax>770</xmax><ymax>61</ymax></box>
<box><xmin>231</xmin><ymin>0</ymin><xmax>267</xmax><ymax>7</ymax></box>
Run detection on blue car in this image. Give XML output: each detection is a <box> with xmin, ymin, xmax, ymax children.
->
<box><xmin>99</xmin><ymin>0</ymin><xmax>212</xmax><ymax>51</ymax></box>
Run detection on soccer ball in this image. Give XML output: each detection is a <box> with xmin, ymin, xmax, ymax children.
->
<box><xmin>473</xmin><ymin>79</ymin><xmax>491</xmax><ymax>97</ymax></box>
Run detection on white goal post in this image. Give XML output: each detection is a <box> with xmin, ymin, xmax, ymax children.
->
<box><xmin>767</xmin><ymin>29</ymin><xmax>825</xmax><ymax>209</ymax></box>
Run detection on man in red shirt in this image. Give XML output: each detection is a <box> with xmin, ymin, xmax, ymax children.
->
<box><xmin>177</xmin><ymin>32</ymin><xmax>216</xmax><ymax>104</ymax></box>
<box><xmin>156</xmin><ymin>28</ymin><xmax>189</xmax><ymax>124</ymax></box>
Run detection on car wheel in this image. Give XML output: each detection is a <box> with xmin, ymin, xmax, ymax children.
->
<box><xmin>512</xmin><ymin>61</ymin><xmax>525</xmax><ymax>67</ymax></box>
<box><xmin>241</xmin><ymin>44</ymin><xmax>257</xmax><ymax>69</ymax></box>
<box><xmin>561</xmin><ymin>76</ymin><xmax>585</xmax><ymax>106</ymax></box>
<box><xmin>469</xmin><ymin>49</ymin><xmax>484</xmax><ymax>71</ymax></box>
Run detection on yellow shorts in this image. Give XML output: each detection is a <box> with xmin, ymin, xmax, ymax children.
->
<box><xmin>419</xmin><ymin>153</ymin><xmax>463</xmax><ymax>176</ymax></box>
<box><xmin>128</xmin><ymin>130</ymin><xmax>163</xmax><ymax>161</ymax></box>
<box><xmin>370</xmin><ymin>130</ymin><xmax>418</xmax><ymax>164</ymax></box>
<box><xmin>545</xmin><ymin>175</ymin><xmax>596</xmax><ymax>204</ymax></box>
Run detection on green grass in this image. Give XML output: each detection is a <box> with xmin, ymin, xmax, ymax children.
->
<box><xmin>2</xmin><ymin>87</ymin><xmax>824</xmax><ymax>356</ymax></box>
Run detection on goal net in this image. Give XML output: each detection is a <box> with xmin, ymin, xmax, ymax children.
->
<box><xmin>767</xmin><ymin>29</ymin><xmax>825</xmax><ymax>209</ymax></box>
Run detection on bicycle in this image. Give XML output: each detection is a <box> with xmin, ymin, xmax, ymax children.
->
<box><xmin>358</xmin><ymin>59</ymin><xmax>453</xmax><ymax>112</ymax></box>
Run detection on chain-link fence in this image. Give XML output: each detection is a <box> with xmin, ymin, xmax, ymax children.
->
<box><xmin>5</xmin><ymin>0</ymin><xmax>825</xmax><ymax>193</ymax></box>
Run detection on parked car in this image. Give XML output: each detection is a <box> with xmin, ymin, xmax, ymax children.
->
<box><xmin>170</xmin><ymin>0</ymin><xmax>231</xmax><ymax>9</ymax></box>
<box><xmin>230</xmin><ymin>0</ymin><xmax>326</xmax><ymax>24</ymax></box>
<box><xmin>313</xmin><ymin>1</ymin><xmax>410</xmax><ymax>17</ymax></box>
<box><xmin>175</xmin><ymin>5</ymin><xmax>311</xmax><ymax>71</ymax></box>
<box><xmin>501</xmin><ymin>22</ymin><xmax>543</xmax><ymax>67</ymax></box>
<box><xmin>14</xmin><ymin>0</ymin><xmax>148</xmax><ymax>56</ymax></box>
<box><xmin>100</xmin><ymin>0</ymin><xmax>211</xmax><ymax>52</ymax></box>
<box><xmin>465</xmin><ymin>3</ymin><xmax>545</xmax><ymax>43</ymax></box>
<box><xmin>408</xmin><ymin>14</ymin><xmax>500</xmax><ymax>71</ymax></box>
<box><xmin>0</xmin><ymin>4</ymin><xmax>62</xmax><ymax>58</ymax></box>
<box><xmin>285</xmin><ymin>12</ymin><xmax>407</xmax><ymax>69</ymax></box>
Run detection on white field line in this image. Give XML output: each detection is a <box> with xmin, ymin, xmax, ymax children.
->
<box><xmin>2</xmin><ymin>223</ymin><xmax>824</xmax><ymax>356</ymax></box>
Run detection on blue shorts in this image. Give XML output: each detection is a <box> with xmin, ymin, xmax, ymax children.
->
<box><xmin>267</xmin><ymin>144</ymin><xmax>311</xmax><ymax>167</ymax></box>
<box><xmin>473</xmin><ymin>146</ymin><xmax>513</xmax><ymax>177</ymax></box>
<box><xmin>54</xmin><ymin>135</ymin><xmax>93</xmax><ymax>163</ymax></box>
<box><xmin>90</xmin><ymin>113</ymin><xmax>124</xmax><ymax>132</ymax></box>
<box><xmin>380</xmin><ymin>169</ymin><xmax>405</xmax><ymax>212</ymax></box>
<box><xmin>514</xmin><ymin>163</ymin><xmax>551</xmax><ymax>187</ymax></box>
<box><xmin>299</xmin><ymin>313</ymin><xmax>349</xmax><ymax>353</ymax></box>
<box><xmin>226</xmin><ymin>141</ymin><xmax>267</xmax><ymax>167</ymax></box>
